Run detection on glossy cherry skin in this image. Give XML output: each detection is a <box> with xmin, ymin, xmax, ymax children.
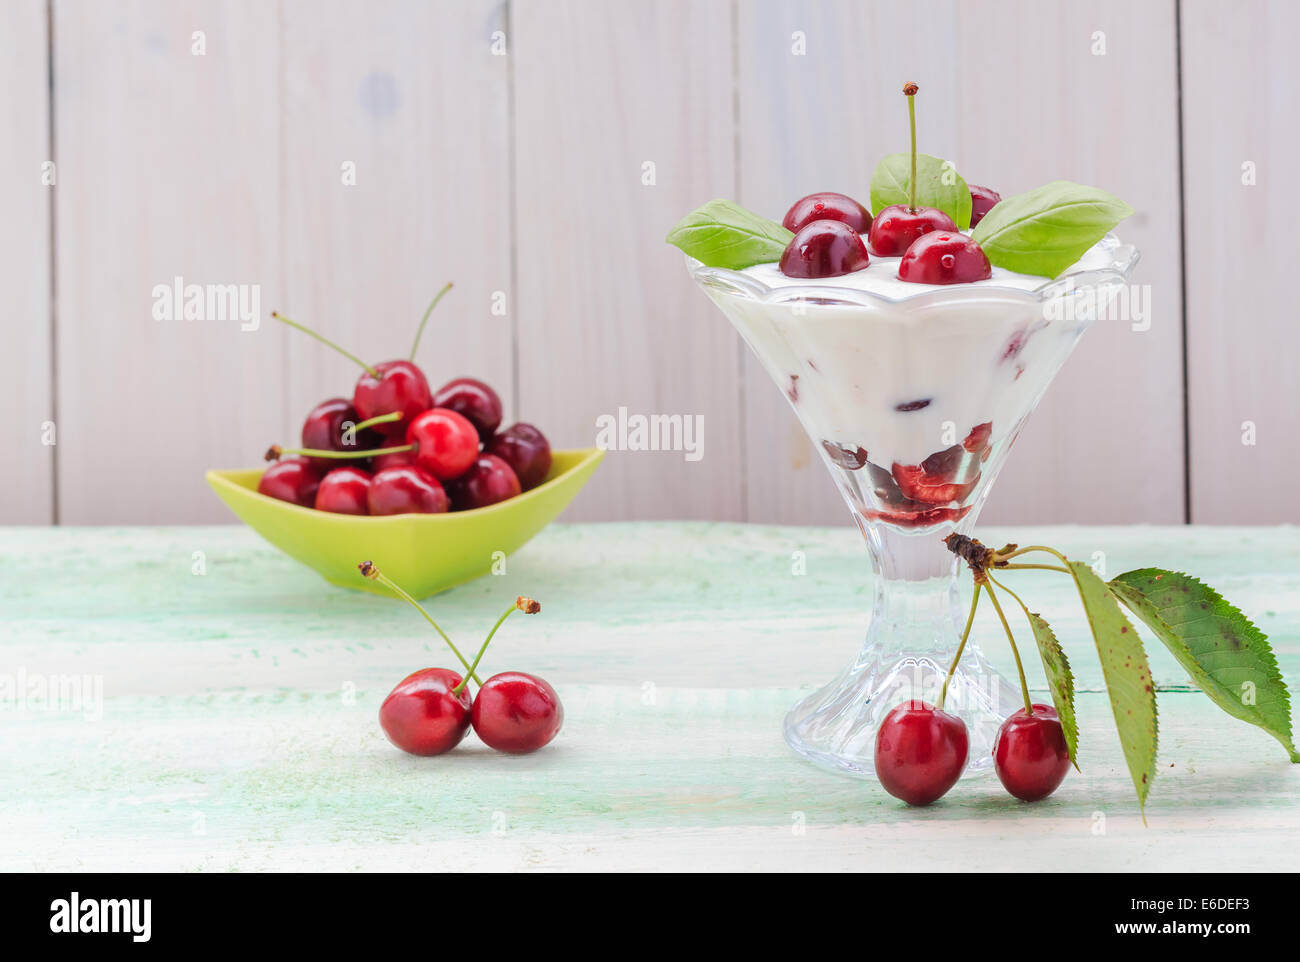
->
<box><xmin>484</xmin><ymin>423</ymin><xmax>552</xmax><ymax>490</ymax></box>
<box><xmin>446</xmin><ymin>454</ymin><xmax>521</xmax><ymax>511</ymax></box>
<box><xmin>371</xmin><ymin>449</ymin><xmax>417</xmax><ymax>472</ymax></box>
<box><xmin>968</xmin><ymin>184</ymin><xmax>1002</xmax><ymax>228</ymax></box>
<box><xmin>367</xmin><ymin>465</ymin><xmax>449</xmax><ymax>516</ymax></box>
<box><xmin>257</xmin><ymin>458</ymin><xmax>321</xmax><ymax>508</ymax></box>
<box><xmin>379</xmin><ymin>667</ymin><xmax>473</xmax><ymax>756</ymax></box>
<box><xmin>314</xmin><ymin>466</ymin><xmax>372</xmax><ymax>515</ymax></box>
<box><xmin>301</xmin><ymin>397</ymin><xmax>378</xmax><ymax>468</ymax></box>
<box><xmin>353</xmin><ymin>360</ymin><xmax>432</xmax><ymax>429</ymax></box>
<box><xmin>993</xmin><ymin>704</ymin><xmax>1071</xmax><ymax>801</ymax></box>
<box><xmin>898</xmin><ymin>231</ymin><xmax>992</xmax><ymax>285</ymax></box>
<box><xmin>471</xmin><ymin>671</ymin><xmax>564</xmax><ymax>754</ymax></box>
<box><xmin>782</xmin><ymin>192</ymin><xmax>873</xmax><ymax>234</ymax></box>
<box><xmin>779</xmin><ymin>220</ymin><xmax>870</xmax><ymax>279</ymax></box>
<box><xmin>866</xmin><ymin>204</ymin><xmax>957</xmax><ymax>256</ymax></box>
<box><xmin>405</xmin><ymin>408</ymin><xmax>480</xmax><ymax>481</ymax></box>
<box><xmin>874</xmin><ymin>700</ymin><xmax>969</xmax><ymax>806</ymax></box>
<box><xmin>432</xmin><ymin>377</ymin><xmax>503</xmax><ymax>442</ymax></box>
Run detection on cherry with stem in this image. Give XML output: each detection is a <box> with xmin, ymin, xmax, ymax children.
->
<box><xmin>358</xmin><ymin>560</ymin><xmax>483</xmax><ymax>685</ymax></box>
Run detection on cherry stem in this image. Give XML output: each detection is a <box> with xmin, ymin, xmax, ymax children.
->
<box><xmin>351</xmin><ymin>411</ymin><xmax>402</xmax><ymax>433</ymax></box>
<box><xmin>904</xmin><ymin>81</ymin><xmax>919</xmax><ymax>213</ymax></box>
<box><xmin>271</xmin><ymin>311</ymin><xmax>378</xmax><ymax>378</ymax></box>
<box><xmin>982</xmin><ymin>578</ymin><xmax>1034</xmax><ymax>715</ymax></box>
<box><xmin>451</xmin><ymin>596</ymin><xmax>540</xmax><ymax>696</ymax></box>
<box><xmin>409</xmin><ymin>282</ymin><xmax>454</xmax><ymax>361</ymax></box>
<box><xmin>1000</xmin><ymin>544</ymin><xmax>1072</xmax><ymax>566</ymax></box>
<box><xmin>267</xmin><ymin>443</ymin><xmax>415</xmax><ymax>461</ymax></box>
<box><xmin>1000</xmin><ymin>562</ymin><xmax>1071</xmax><ymax>575</ymax></box>
<box><xmin>357</xmin><ymin>562</ymin><xmax>482</xmax><ymax>685</ymax></box>
<box><xmin>938</xmin><ymin>582</ymin><xmax>981</xmax><ymax>710</ymax></box>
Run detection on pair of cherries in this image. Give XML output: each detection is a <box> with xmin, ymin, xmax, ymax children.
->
<box><xmin>874</xmin><ymin>700</ymin><xmax>1071</xmax><ymax>806</ymax></box>
<box><xmin>778</xmin><ymin>83</ymin><xmax>1001</xmax><ymax>285</ymax></box>
<box><xmin>257</xmin><ymin>285</ymin><xmax>553</xmax><ymax>516</ymax></box>
<box><xmin>778</xmin><ymin>185</ymin><xmax>1000</xmax><ymax>285</ymax></box>
<box><xmin>363</xmin><ymin>562</ymin><xmax>563</xmax><ymax>756</ymax></box>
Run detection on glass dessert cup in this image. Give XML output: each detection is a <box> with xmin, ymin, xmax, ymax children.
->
<box><xmin>688</xmin><ymin>237</ymin><xmax>1139</xmax><ymax>777</ymax></box>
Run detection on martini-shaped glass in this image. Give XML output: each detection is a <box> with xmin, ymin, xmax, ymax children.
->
<box><xmin>689</xmin><ymin>236</ymin><xmax>1139</xmax><ymax>776</ymax></box>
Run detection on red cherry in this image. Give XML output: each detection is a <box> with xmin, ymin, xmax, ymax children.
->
<box><xmin>782</xmin><ymin>192</ymin><xmax>873</xmax><ymax>234</ymax></box>
<box><xmin>368</xmin><ymin>466</ymin><xmax>449</xmax><ymax>516</ymax></box>
<box><xmin>353</xmin><ymin>360</ymin><xmax>432</xmax><ymax>430</ymax></box>
<box><xmin>446</xmin><ymin>454</ymin><xmax>521</xmax><ymax>511</ymax></box>
<box><xmin>471</xmin><ymin>671</ymin><xmax>564</xmax><ymax>754</ymax></box>
<box><xmin>968</xmin><ymin>184</ymin><xmax>1002</xmax><ymax>227</ymax></box>
<box><xmin>257</xmin><ymin>458</ymin><xmax>321</xmax><ymax>507</ymax></box>
<box><xmin>822</xmin><ymin>440</ymin><xmax>869</xmax><ymax>469</ymax></box>
<box><xmin>432</xmin><ymin>378</ymin><xmax>503</xmax><ymax>442</ymax></box>
<box><xmin>963</xmin><ymin>421</ymin><xmax>993</xmax><ymax>454</ymax></box>
<box><xmin>371</xmin><ymin>449</ymin><xmax>417</xmax><ymax>472</ymax></box>
<box><xmin>484</xmin><ymin>423</ymin><xmax>552</xmax><ymax>490</ymax></box>
<box><xmin>993</xmin><ymin>704</ymin><xmax>1071</xmax><ymax>801</ymax></box>
<box><xmin>898</xmin><ymin>232</ymin><xmax>992</xmax><ymax>285</ymax></box>
<box><xmin>874</xmin><ymin>700</ymin><xmax>968</xmax><ymax>806</ymax></box>
<box><xmin>779</xmin><ymin>220</ymin><xmax>870</xmax><ymax>279</ymax></box>
<box><xmin>405</xmin><ymin>408</ymin><xmax>480</xmax><ymax>481</ymax></box>
<box><xmin>301</xmin><ymin>397</ymin><xmax>379</xmax><ymax>469</ymax></box>
<box><xmin>379</xmin><ymin>667</ymin><xmax>473</xmax><ymax>756</ymax></box>
<box><xmin>891</xmin><ymin>462</ymin><xmax>980</xmax><ymax>505</ymax></box>
<box><xmin>314</xmin><ymin>466</ymin><xmax>372</xmax><ymax>515</ymax></box>
<box><xmin>866</xmin><ymin>205</ymin><xmax>956</xmax><ymax>256</ymax></box>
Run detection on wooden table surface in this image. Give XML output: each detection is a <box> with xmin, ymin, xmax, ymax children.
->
<box><xmin>2</xmin><ymin>522</ymin><xmax>1297</xmax><ymax>872</ymax></box>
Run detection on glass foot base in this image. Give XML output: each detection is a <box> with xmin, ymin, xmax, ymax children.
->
<box><xmin>783</xmin><ymin>646</ymin><xmax>1022</xmax><ymax>778</ymax></box>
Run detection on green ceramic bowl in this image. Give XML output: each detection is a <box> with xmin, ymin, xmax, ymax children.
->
<box><xmin>206</xmin><ymin>448</ymin><xmax>604</xmax><ymax>598</ymax></box>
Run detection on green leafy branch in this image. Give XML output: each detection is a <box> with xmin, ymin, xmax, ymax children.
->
<box><xmin>941</xmin><ymin>535</ymin><xmax>1298</xmax><ymax>817</ymax></box>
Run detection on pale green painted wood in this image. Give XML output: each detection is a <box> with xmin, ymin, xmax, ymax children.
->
<box><xmin>1</xmin><ymin>523</ymin><xmax>1297</xmax><ymax>871</ymax></box>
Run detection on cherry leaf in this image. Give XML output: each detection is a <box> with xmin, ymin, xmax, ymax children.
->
<box><xmin>1110</xmin><ymin>569</ymin><xmax>1298</xmax><ymax>762</ymax></box>
<box><xmin>1023</xmin><ymin>609</ymin><xmax>1078</xmax><ymax>768</ymax></box>
<box><xmin>1068</xmin><ymin>562</ymin><xmax>1159</xmax><ymax>815</ymax></box>
<box><xmin>665</xmin><ymin>199</ymin><xmax>793</xmax><ymax>270</ymax></box>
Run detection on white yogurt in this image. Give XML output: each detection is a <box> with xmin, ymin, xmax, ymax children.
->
<box><xmin>693</xmin><ymin>236</ymin><xmax>1132</xmax><ymax>528</ymax></box>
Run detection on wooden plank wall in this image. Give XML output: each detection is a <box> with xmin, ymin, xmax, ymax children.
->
<box><xmin>4</xmin><ymin>0</ymin><xmax>1293</xmax><ymax>526</ymax></box>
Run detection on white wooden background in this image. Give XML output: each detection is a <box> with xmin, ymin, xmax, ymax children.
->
<box><xmin>5</xmin><ymin>0</ymin><xmax>1295</xmax><ymax>526</ymax></box>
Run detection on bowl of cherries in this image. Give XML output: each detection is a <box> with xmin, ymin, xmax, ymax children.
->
<box><xmin>207</xmin><ymin>284</ymin><xmax>603</xmax><ymax>599</ymax></box>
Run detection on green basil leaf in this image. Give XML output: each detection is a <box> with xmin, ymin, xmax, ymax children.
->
<box><xmin>970</xmin><ymin>180</ymin><xmax>1134</xmax><ymax>278</ymax></box>
<box><xmin>1110</xmin><ymin>569</ymin><xmax>1298</xmax><ymax>762</ymax></box>
<box><xmin>869</xmin><ymin>153</ymin><xmax>972</xmax><ymax>229</ymax></box>
<box><xmin>665</xmin><ymin>199</ymin><xmax>793</xmax><ymax>270</ymax></box>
